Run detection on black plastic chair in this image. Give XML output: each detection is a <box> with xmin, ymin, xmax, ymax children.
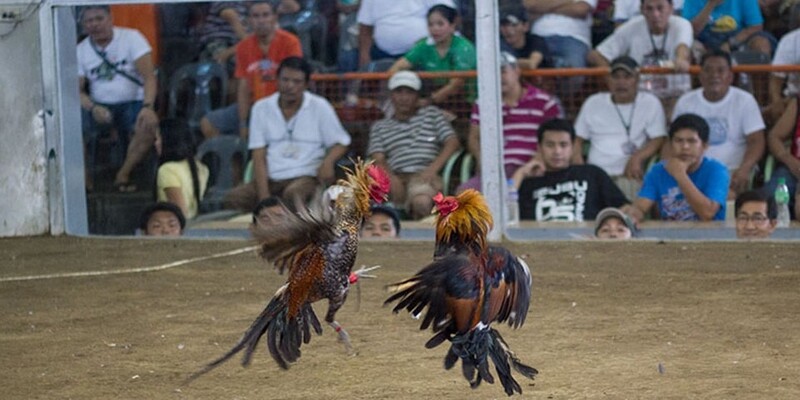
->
<box><xmin>167</xmin><ymin>62</ymin><xmax>228</xmax><ymax>141</ymax></box>
<box><xmin>195</xmin><ymin>136</ymin><xmax>248</xmax><ymax>212</ymax></box>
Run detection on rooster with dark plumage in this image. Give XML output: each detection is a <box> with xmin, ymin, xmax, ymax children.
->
<box><xmin>188</xmin><ymin>160</ymin><xmax>390</xmax><ymax>381</ymax></box>
<box><xmin>385</xmin><ymin>189</ymin><xmax>537</xmax><ymax>396</ymax></box>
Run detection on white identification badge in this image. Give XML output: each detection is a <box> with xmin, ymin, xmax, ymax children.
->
<box><xmin>622</xmin><ymin>141</ymin><xmax>637</xmax><ymax>156</ymax></box>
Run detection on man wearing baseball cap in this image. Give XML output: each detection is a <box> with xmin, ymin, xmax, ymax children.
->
<box><xmin>573</xmin><ymin>56</ymin><xmax>667</xmax><ymax>201</ymax></box>
<box><xmin>499</xmin><ymin>9</ymin><xmax>549</xmax><ymax>69</ymax></box>
<box><xmin>366</xmin><ymin>70</ymin><xmax>461</xmax><ymax>220</ymax></box>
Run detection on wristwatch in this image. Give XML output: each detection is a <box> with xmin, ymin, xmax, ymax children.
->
<box><xmin>142</xmin><ymin>102</ymin><xmax>154</xmax><ymax>109</ymax></box>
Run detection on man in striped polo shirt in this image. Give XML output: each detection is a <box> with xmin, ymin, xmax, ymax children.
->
<box><xmin>459</xmin><ymin>52</ymin><xmax>563</xmax><ymax>192</ymax></box>
<box><xmin>367</xmin><ymin>70</ymin><xmax>461</xmax><ymax>220</ymax></box>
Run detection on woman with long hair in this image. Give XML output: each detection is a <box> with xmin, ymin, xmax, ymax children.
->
<box><xmin>155</xmin><ymin>119</ymin><xmax>209</xmax><ymax>219</ymax></box>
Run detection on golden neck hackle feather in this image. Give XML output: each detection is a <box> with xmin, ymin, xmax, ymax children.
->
<box><xmin>435</xmin><ymin>189</ymin><xmax>494</xmax><ymax>256</ymax></box>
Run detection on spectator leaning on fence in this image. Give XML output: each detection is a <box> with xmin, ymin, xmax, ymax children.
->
<box><xmin>671</xmin><ymin>50</ymin><xmax>765</xmax><ymax>198</ymax></box>
<box><xmin>734</xmin><ymin>190</ymin><xmax>777</xmax><ymax>239</ymax></box>
<box><xmin>139</xmin><ymin>202</ymin><xmax>186</xmax><ymax>236</ymax></box>
<box><xmin>573</xmin><ymin>56</ymin><xmax>667</xmax><ymax>202</ymax></box>
<box><xmin>624</xmin><ymin>113</ymin><xmax>730</xmax><ymax>222</ymax></box>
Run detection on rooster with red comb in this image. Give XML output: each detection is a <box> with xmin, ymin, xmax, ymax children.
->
<box><xmin>188</xmin><ymin>160</ymin><xmax>390</xmax><ymax>380</ymax></box>
<box><xmin>386</xmin><ymin>189</ymin><xmax>537</xmax><ymax>396</ymax></box>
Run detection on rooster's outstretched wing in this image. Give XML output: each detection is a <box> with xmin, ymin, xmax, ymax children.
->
<box><xmin>385</xmin><ymin>254</ymin><xmax>484</xmax><ymax>336</ymax></box>
<box><xmin>251</xmin><ymin>207</ymin><xmax>338</xmax><ymax>274</ymax></box>
<box><xmin>483</xmin><ymin>246</ymin><xmax>532</xmax><ymax>329</ymax></box>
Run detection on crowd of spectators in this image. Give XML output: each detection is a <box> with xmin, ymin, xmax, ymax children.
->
<box><xmin>76</xmin><ymin>0</ymin><xmax>800</xmax><ymax>237</ymax></box>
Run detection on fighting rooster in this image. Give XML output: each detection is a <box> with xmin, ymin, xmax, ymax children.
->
<box><xmin>188</xmin><ymin>161</ymin><xmax>390</xmax><ymax>380</ymax></box>
<box><xmin>385</xmin><ymin>189</ymin><xmax>537</xmax><ymax>396</ymax></box>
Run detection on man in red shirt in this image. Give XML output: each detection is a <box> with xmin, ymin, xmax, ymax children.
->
<box><xmin>200</xmin><ymin>1</ymin><xmax>302</xmax><ymax>140</ymax></box>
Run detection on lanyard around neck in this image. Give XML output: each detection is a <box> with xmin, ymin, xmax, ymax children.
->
<box><xmin>612</xmin><ymin>96</ymin><xmax>636</xmax><ymax>140</ymax></box>
<box><xmin>648</xmin><ymin>25</ymin><xmax>669</xmax><ymax>56</ymax></box>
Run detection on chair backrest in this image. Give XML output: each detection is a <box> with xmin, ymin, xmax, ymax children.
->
<box><xmin>167</xmin><ymin>62</ymin><xmax>228</xmax><ymax>135</ymax></box>
<box><xmin>195</xmin><ymin>136</ymin><xmax>247</xmax><ymax>192</ymax></box>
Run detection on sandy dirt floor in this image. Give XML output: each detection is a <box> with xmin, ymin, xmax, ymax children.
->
<box><xmin>0</xmin><ymin>236</ymin><xmax>798</xmax><ymax>399</ymax></box>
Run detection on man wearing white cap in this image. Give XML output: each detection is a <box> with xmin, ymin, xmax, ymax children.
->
<box><xmin>367</xmin><ymin>70</ymin><xmax>461</xmax><ymax>220</ymax></box>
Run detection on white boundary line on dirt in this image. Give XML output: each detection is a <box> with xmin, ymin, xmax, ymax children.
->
<box><xmin>0</xmin><ymin>245</ymin><xmax>259</xmax><ymax>283</ymax></box>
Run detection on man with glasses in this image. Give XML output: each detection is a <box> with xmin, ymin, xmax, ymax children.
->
<box><xmin>734</xmin><ymin>190</ymin><xmax>777</xmax><ymax>239</ymax></box>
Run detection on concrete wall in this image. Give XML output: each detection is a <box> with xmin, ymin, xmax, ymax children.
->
<box><xmin>0</xmin><ymin>3</ymin><xmax>49</xmax><ymax>236</ymax></box>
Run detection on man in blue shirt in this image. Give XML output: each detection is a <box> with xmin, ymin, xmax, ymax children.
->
<box><xmin>682</xmin><ymin>0</ymin><xmax>775</xmax><ymax>58</ymax></box>
<box><xmin>626</xmin><ymin>113</ymin><xmax>730</xmax><ymax>222</ymax></box>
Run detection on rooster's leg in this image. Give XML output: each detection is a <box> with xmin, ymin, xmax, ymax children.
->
<box><xmin>328</xmin><ymin>320</ymin><xmax>355</xmax><ymax>355</ymax></box>
<box><xmin>325</xmin><ymin>297</ymin><xmax>356</xmax><ymax>356</ymax></box>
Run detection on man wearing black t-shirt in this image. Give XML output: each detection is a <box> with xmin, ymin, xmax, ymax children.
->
<box><xmin>499</xmin><ymin>9</ymin><xmax>550</xmax><ymax>69</ymax></box>
<box><xmin>510</xmin><ymin>118</ymin><xmax>630</xmax><ymax>221</ymax></box>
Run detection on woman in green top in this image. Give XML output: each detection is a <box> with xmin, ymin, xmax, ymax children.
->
<box><xmin>388</xmin><ymin>5</ymin><xmax>477</xmax><ymax>106</ymax></box>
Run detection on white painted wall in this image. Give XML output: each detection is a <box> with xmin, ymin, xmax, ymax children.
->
<box><xmin>0</xmin><ymin>4</ymin><xmax>49</xmax><ymax>236</ymax></box>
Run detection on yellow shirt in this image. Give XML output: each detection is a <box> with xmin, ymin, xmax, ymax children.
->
<box><xmin>157</xmin><ymin>159</ymin><xmax>209</xmax><ymax>219</ymax></box>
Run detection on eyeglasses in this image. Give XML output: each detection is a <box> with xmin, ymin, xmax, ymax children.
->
<box><xmin>735</xmin><ymin>214</ymin><xmax>770</xmax><ymax>225</ymax></box>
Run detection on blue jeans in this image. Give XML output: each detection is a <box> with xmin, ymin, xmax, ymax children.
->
<box><xmin>82</xmin><ymin>100</ymin><xmax>142</xmax><ymax>170</ymax></box>
<box><xmin>541</xmin><ymin>35</ymin><xmax>589</xmax><ymax>95</ymax></box>
<box><xmin>762</xmin><ymin>165</ymin><xmax>798</xmax><ymax>219</ymax></box>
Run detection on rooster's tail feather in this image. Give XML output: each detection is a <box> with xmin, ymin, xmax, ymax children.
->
<box><xmin>444</xmin><ymin>327</ymin><xmax>537</xmax><ymax>396</ymax></box>
<box><xmin>185</xmin><ymin>289</ymin><xmax>322</xmax><ymax>384</ymax></box>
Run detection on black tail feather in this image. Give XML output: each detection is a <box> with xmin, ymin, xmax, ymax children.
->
<box><xmin>185</xmin><ymin>292</ymin><xmax>324</xmax><ymax>384</ymax></box>
<box><xmin>440</xmin><ymin>328</ymin><xmax>537</xmax><ymax>396</ymax></box>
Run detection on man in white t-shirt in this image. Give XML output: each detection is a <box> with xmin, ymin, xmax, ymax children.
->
<box><xmin>588</xmin><ymin>0</ymin><xmax>692</xmax><ymax>98</ymax></box>
<box><xmin>224</xmin><ymin>57</ymin><xmax>351</xmax><ymax>211</ymax></box>
<box><xmin>574</xmin><ymin>56</ymin><xmax>667</xmax><ymax>200</ymax></box>
<box><xmin>671</xmin><ymin>50</ymin><xmax>765</xmax><ymax>197</ymax></box>
<box><xmin>77</xmin><ymin>5</ymin><xmax>159</xmax><ymax>192</ymax></box>
<box><xmin>356</xmin><ymin>0</ymin><xmax>455</xmax><ymax>68</ymax></box>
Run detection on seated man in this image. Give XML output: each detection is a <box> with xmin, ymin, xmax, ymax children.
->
<box><xmin>77</xmin><ymin>5</ymin><xmax>159</xmax><ymax>191</ymax></box>
<box><xmin>224</xmin><ymin>57</ymin><xmax>351</xmax><ymax>212</ymax></box>
<box><xmin>360</xmin><ymin>204</ymin><xmax>402</xmax><ymax>238</ymax></box>
<box><xmin>574</xmin><ymin>56</ymin><xmax>666</xmax><ymax>201</ymax></box>
<box><xmin>139</xmin><ymin>202</ymin><xmax>185</xmax><ymax>236</ymax></box>
<box><xmin>671</xmin><ymin>50</ymin><xmax>765</xmax><ymax>197</ymax></box>
<box><xmin>682</xmin><ymin>0</ymin><xmax>775</xmax><ymax>58</ymax></box>
<box><xmin>511</xmin><ymin>118</ymin><xmax>630</xmax><ymax>221</ymax></box>
<box><xmin>626</xmin><ymin>114</ymin><xmax>730</xmax><ymax>222</ymax></box>
<box><xmin>734</xmin><ymin>190</ymin><xmax>777</xmax><ymax>239</ymax></box>
<box><xmin>594</xmin><ymin>207</ymin><xmax>637</xmax><ymax>239</ymax></box>
<box><xmin>460</xmin><ymin>52</ymin><xmax>562</xmax><ymax>192</ymax></box>
<box><xmin>367</xmin><ymin>71</ymin><xmax>461</xmax><ymax>220</ymax></box>
<box><xmin>587</xmin><ymin>0</ymin><xmax>692</xmax><ymax>97</ymax></box>
<box><xmin>199</xmin><ymin>1</ymin><xmax>303</xmax><ymax>140</ymax></box>
<box><xmin>499</xmin><ymin>9</ymin><xmax>549</xmax><ymax>69</ymax></box>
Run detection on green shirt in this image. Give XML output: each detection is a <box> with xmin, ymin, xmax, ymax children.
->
<box><xmin>404</xmin><ymin>35</ymin><xmax>477</xmax><ymax>101</ymax></box>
